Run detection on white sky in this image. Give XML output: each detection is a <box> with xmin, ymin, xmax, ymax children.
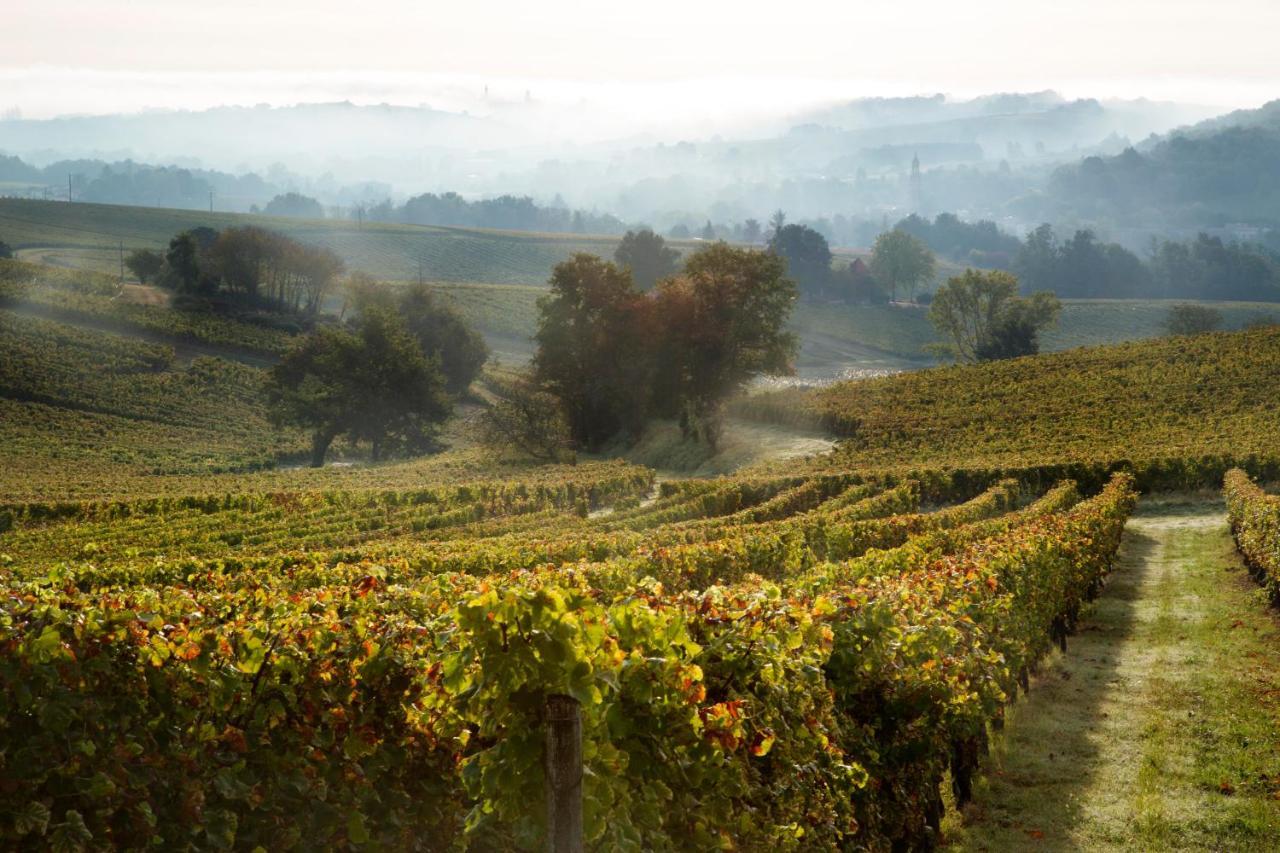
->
<box><xmin>5</xmin><ymin>0</ymin><xmax>1280</xmax><ymax>119</ymax></box>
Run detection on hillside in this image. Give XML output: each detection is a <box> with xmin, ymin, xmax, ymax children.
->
<box><xmin>0</xmin><ymin>197</ymin><xmax>707</xmax><ymax>285</ymax></box>
<box><xmin>789</xmin><ymin>298</ymin><xmax>1280</xmax><ymax>371</ymax></box>
<box><xmin>742</xmin><ymin>326</ymin><xmax>1280</xmax><ymax>483</ymax></box>
<box><xmin>1043</xmin><ymin>102</ymin><xmax>1280</xmax><ymax>234</ymax></box>
<box><xmin>6</xmin><ymin>245</ymin><xmax>1280</xmax><ymax>848</ymax></box>
<box><xmin>12</xmin><ymin>197</ymin><xmax>1280</xmax><ymax>381</ymax></box>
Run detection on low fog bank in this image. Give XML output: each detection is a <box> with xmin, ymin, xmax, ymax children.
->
<box><xmin>3</xmin><ymin>89</ymin><xmax>1270</xmax><ymax>249</ymax></box>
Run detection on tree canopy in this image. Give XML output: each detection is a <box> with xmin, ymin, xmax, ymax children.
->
<box><xmin>266</xmin><ymin>308</ymin><xmax>450</xmax><ymax>466</ymax></box>
<box><xmin>870</xmin><ymin>229</ymin><xmax>936</xmax><ymax>302</ymax></box>
<box><xmin>529</xmin><ymin>245</ymin><xmax>796</xmax><ymax>453</ymax></box>
<box><xmin>532</xmin><ymin>254</ymin><xmax>653</xmax><ymax>449</ymax></box>
<box><xmin>829</xmin><ymin>259</ymin><xmax>887</xmax><ymax>304</ymax></box>
<box><xmin>614</xmin><ymin>229</ymin><xmax>680</xmax><ymax>290</ymax></box>
<box><xmin>163</xmin><ymin>232</ymin><xmax>204</xmax><ymax>293</ymax></box>
<box><xmin>264</xmin><ymin>192</ymin><xmax>324</xmax><ymax>219</ymax></box>
<box><xmin>893</xmin><ymin>212</ymin><xmax>1021</xmax><ymax>267</ymax></box>
<box><xmin>768</xmin><ymin>224</ymin><xmax>833</xmax><ymax>299</ymax></box>
<box><xmin>1016</xmin><ymin>223</ymin><xmax>1280</xmax><ymax>301</ymax></box>
<box><xmin>654</xmin><ymin>244</ymin><xmax>797</xmax><ymax>446</ymax></box>
<box><xmin>1014</xmin><ymin>224</ymin><xmax>1149</xmax><ymax>299</ymax></box>
<box><xmin>348</xmin><ymin>279</ymin><xmax>489</xmax><ymax>395</ymax></box>
<box><xmin>124</xmin><ymin>249</ymin><xmax>163</xmax><ymax>285</ymax></box>
<box><xmin>158</xmin><ymin>226</ymin><xmax>344</xmax><ymax>315</ymax></box>
<box><xmin>370</xmin><ymin>190</ymin><xmax>627</xmax><ymax>235</ymax></box>
<box><xmin>1164</xmin><ymin>303</ymin><xmax>1223</xmax><ymax>336</ymax></box>
<box><xmin>929</xmin><ymin>269</ymin><xmax>1061</xmax><ymax>362</ymax></box>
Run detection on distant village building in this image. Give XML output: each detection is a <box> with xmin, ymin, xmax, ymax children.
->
<box><xmin>909</xmin><ymin>153</ymin><xmax>925</xmax><ymax>216</ymax></box>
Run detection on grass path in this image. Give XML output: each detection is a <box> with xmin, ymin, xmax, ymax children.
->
<box><xmin>945</xmin><ymin>497</ymin><xmax>1280</xmax><ymax>851</ymax></box>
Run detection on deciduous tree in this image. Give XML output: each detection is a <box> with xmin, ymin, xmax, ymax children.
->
<box><xmin>382</xmin><ymin>283</ymin><xmax>489</xmax><ymax>395</ymax></box>
<box><xmin>1164</xmin><ymin>303</ymin><xmax>1222</xmax><ymax>336</ymax></box>
<box><xmin>162</xmin><ymin>232</ymin><xmax>204</xmax><ymax>292</ymax></box>
<box><xmin>266</xmin><ymin>310</ymin><xmax>450</xmax><ymax>466</ymax></box>
<box><xmin>479</xmin><ymin>375</ymin><xmax>575</xmax><ymax>463</ymax></box>
<box><xmin>614</xmin><ymin>228</ymin><xmax>680</xmax><ymax>290</ymax></box>
<box><xmin>654</xmin><ymin>244</ymin><xmax>797</xmax><ymax>447</ymax></box>
<box><xmin>124</xmin><ymin>249</ymin><xmax>163</xmax><ymax>285</ymax></box>
<box><xmin>264</xmin><ymin>192</ymin><xmax>324</xmax><ymax>219</ymax></box>
<box><xmin>768</xmin><ymin>223</ymin><xmax>832</xmax><ymax>299</ymax></box>
<box><xmin>870</xmin><ymin>229</ymin><xmax>936</xmax><ymax>301</ymax></box>
<box><xmin>928</xmin><ymin>269</ymin><xmax>1060</xmax><ymax>362</ymax></box>
<box><xmin>533</xmin><ymin>254</ymin><xmax>653</xmax><ymax>449</ymax></box>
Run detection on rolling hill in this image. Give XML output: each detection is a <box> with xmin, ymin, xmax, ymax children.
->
<box><xmin>5</xmin><ymin>299</ymin><xmax>1280</xmax><ymax>848</ymax></box>
<box><xmin>0</xmin><ymin>197</ymin><xmax>700</xmax><ymax>285</ymax></box>
<box><xmin>742</xmin><ymin>325</ymin><xmax>1280</xmax><ymax>486</ymax></box>
<box><xmin>8</xmin><ymin>197</ymin><xmax>1280</xmax><ymax>379</ymax></box>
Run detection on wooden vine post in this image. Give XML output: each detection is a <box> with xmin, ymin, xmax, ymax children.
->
<box><xmin>544</xmin><ymin>694</ymin><xmax>584</xmax><ymax>853</ymax></box>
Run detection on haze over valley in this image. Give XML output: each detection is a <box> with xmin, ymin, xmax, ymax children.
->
<box><xmin>5</xmin><ymin>2</ymin><xmax>1280</xmax><ymax>850</ymax></box>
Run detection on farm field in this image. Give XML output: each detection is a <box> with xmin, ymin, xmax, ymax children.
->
<box><xmin>790</xmin><ymin>297</ymin><xmax>1280</xmax><ymax>367</ymax></box>
<box><xmin>8</xmin><ymin>198</ymin><xmax>1280</xmax><ymax>378</ymax></box>
<box><xmin>6</xmin><ymin>262</ymin><xmax>1280</xmax><ymax>848</ymax></box>
<box><xmin>0</xmin><ymin>197</ymin><xmax>705</xmax><ymax>285</ymax></box>
<box><xmin>6</xmin><ymin>205</ymin><xmax>1280</xmax><ymax>848</ymax></box>
<box><xmin>1</xmin><ymin>425</ymin><xmax>1146</xmax><ymax>849</ymax></box>
<box><xmin>0</xmin><ymin>258</ymin><xmax>814</xmax><ymax>500</ymax></box>
<box><xmin>9</xmin><ymin>4</ymin><xmax>1280</xmax><ymax>849</ymax></box>
<box><xmin>10</xmin><ymin>1</ymin><xmax>1280</xmax><ymax>848</ymax></box>
<box><xmin>741</xmin><ymin>325</ymin><xmax>1280</xmax><ymax>484</ymax></box>
<box><xmin>1</xmin><ymin>259</ymin><xmax>297</xmax><ymax>358</ymax></box>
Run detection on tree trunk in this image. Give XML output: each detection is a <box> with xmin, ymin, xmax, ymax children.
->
<box><xmin>310</xmin><ymin>429</ymin><xmax>335</xmax><ymax>468</ymax></box>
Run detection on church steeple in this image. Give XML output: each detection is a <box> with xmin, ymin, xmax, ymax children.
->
<box><xmin>909</xmin><ymin>153</ymin><xmax>924</xmax><ymax>215</ymax></box>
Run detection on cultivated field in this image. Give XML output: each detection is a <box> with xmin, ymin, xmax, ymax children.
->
<box><xmin>0</xmin><ymin>197</ymin><xmax>702</xmax><ymax>285</ymax></box>
<box><xmin>4</xmin><ymin>210</ymin><xmax>1280</xmax><ymax>848</ymax></box>
<box><xmin>9</xmin><ymin>198</ymin><xmax>1280</xmax><ymax>378</ymax></box>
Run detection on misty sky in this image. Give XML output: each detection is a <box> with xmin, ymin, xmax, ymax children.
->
<box><xmin>7</xmin><ymin>0</ymin><xmax>1280</xmax><ymax>120</ymax></box>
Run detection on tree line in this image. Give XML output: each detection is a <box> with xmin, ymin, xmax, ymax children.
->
<box><xmin>0</xmin><ymin>154</ymin><xmax>279</xmax><ymax>210</ymax></box>
<box><xmin>1047</xmin><ymin>127</ymin><xmax>1280</xmax><ymax>230</ymax></box>
<box><xmin>612</xmin><ymin>218</ymin><xmax>939</xmax><ymax>306</ymax></box>
<box><xmin>265</xmin><ymin>241</ymin><xmax>797</xmax><ymax>466</ymax></box>
<box><xmin>128</xmin><ymin>226</ymin><xmax>345</xmax><ymax>316</ymax></box>
<box><xmin>761</xmin><ymin>210</ymin><xmax>1280</xmax><ymax>304</ymax></box>
<box><xmin>363</xmin><ymin>192</ymin><xmax>628</xmax><ymax>234</ymax></box>
<box><xmin>1014</xmin><ymin>225</ymin><xmax>1280</xmax><ymax>301</ymax></box>
<box><xmin>892</xmin><ymin>212</ymin><xmax>1023</xmax><ymax>268</ymax></box>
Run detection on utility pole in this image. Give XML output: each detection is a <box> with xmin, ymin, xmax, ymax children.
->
<box><xmin>417</xmin><ymin>255</ymin><xmax>424</xmax><ymax>286</ymax></box>
<box><xmin>119</xmin><ymin>241</ymin><xmax>125</xmax><ymax>283</ymax></box>
<box><xmin>67</xmin><ymin>174</ymin><xmax>72</xmax><ymax>203</ymax></box>
<box><xmin>209</xmin><ymin>190</ymin><xmax>214</xmax><ymax>213</ymax></box>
